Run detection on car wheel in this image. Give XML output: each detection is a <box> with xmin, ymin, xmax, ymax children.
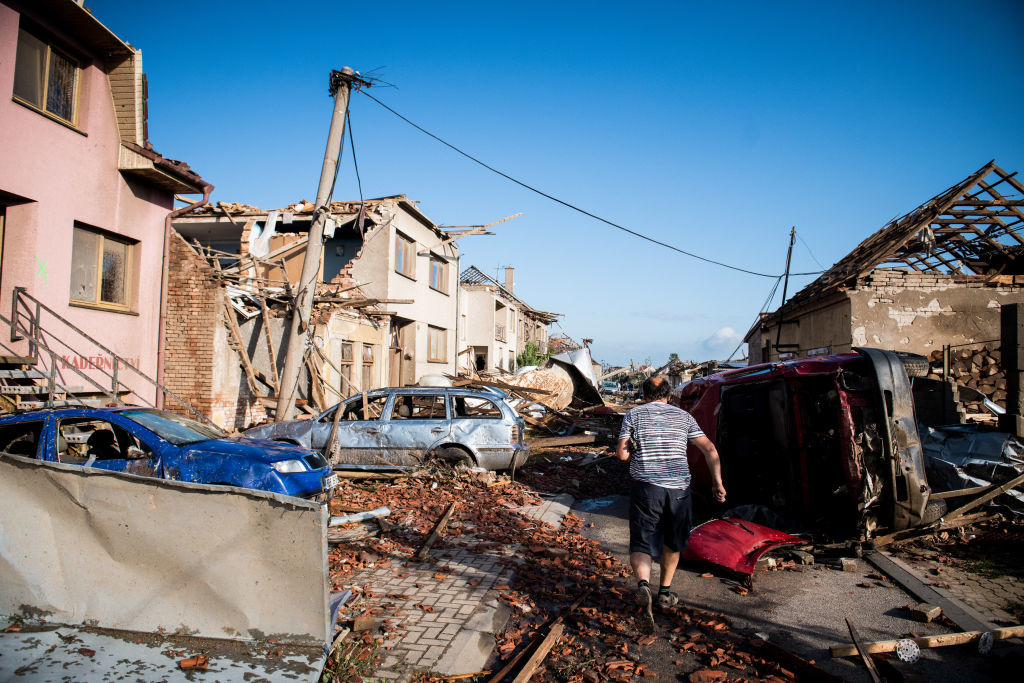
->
<box><xmin>432</xmin><ymin>446</ymin><xmax>475</xmax><ymax>471</ymax></box>
<box><xmin>895</xmin><ymin>351</ymin><xmax>930</xmax><ymax>378</ymax></box>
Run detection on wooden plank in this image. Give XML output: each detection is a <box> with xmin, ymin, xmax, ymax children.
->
<box><xmin>222</xmin><ymin>293</ymin><xmax>261</xmax><ymax>395</ymax></box>
<box><xmin>930</xmin><ymin>485</ymin><xmax>997</xmax><ymax>500</ymax></box>
<box><xmin>511</xmin><ymin>623</ymin><xmax>565</xmax><ymax>683</ymax></box>
<box><xmin>488</xmin><ymin>589</ymin><xmax>591</xmax><ymax>683</ymax></box>
<box><xmin>416</xmin><ymin>502</ymin><xmax>457</xmax><ymax>561</ymax></box>
<box><xmin>527</xmin><ymin>434</ymin><xmax>597</xmax><ymax>448</ymax></box>
<box><xmin>257</xmin><ymin>284</ymin><xmax>280</xmax><ymax>394</ymax></box>
<box><xmin>844</xmin><ymin>618</ymin><xmax>882</xmax><ymax>683</ymax></box>
<box><xmin>944</xmin><ymin>471</ymin><xmax>1024</xmax><ymax>519</ymax></box>
<box><xmin>831</xmin><ymin>624</ymin><xmax>1024</xmax><ymax>657</ymax></box>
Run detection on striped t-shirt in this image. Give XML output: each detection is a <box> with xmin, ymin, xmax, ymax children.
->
<box><xmin>618</xmin><ymin>402</ymin><xmax>705</xmax><ymax>489</ymax></box>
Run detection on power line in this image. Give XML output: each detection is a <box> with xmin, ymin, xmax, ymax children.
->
<box><xmin>795</xmin><ymin>230</ymin><xmax>826</xmax><ymax>270</ymax></box>
<box><xmin>347</xmin><ymin>110</ymin><xmax>364</xmax><ymax>202</ymax></box>
<box><xmin>724</xmin><ymin>276</ymin><xmax>778</xmax><ymax>362</ymax></box>
<box><xmin>361</xmin><ymin>91</ymin><xmax>825</xmax><ymax>280</ymax></box>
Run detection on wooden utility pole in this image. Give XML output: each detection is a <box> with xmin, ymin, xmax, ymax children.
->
<box><xmin>276</xmin><ymin>68</ymin><xmax>367</xmax><ymax>421</ymax></box>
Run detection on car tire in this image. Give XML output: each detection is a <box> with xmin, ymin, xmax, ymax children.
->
<box><xmin>432</xmin><ymin>446</ymin><xmax>474</xmax><ymax>470</ymax></box>
<box><xmin>895</xmin><ymin>352</ymin><xmax>930</xmax><ymax>378</ymax></box>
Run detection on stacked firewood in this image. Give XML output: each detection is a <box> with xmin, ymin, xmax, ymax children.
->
<box><xmin>928</xmin><ymin>346</ymin><xmax>1005</xmax><ymax>411</ymax></box>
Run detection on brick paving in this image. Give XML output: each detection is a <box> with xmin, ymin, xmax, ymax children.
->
<box><xmin>337</xmin><ymin>494</ymin><xmax>573</xmax><ymax>680</ymax></box>
<box><xmin>898</xmin><ymin>553</ymin><xmax>1024</xmax><ymax>627</ymax></box>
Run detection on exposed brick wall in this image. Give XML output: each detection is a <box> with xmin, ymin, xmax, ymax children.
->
<box><xmin>164</xmin><ymin>231</ymin><xmax>219</xmax><ymax>420</ymax></box>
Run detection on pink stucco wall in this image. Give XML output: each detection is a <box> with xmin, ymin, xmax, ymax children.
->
<box><xmin>0</xmin><ymin>5</ymin><xmax>172</xmax><ymax>402</ymax></box>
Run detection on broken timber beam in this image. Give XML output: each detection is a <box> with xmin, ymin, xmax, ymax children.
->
<box><xmin>489</xmin><ymin>589</ymin><xmax>591</xmax><ymax>683</ymax></box>
<box><xmin>844</xmin><ymin>618</ymin><xmax>882</xmax><ymax>683</ymax></box>
<box><xmin>831</xmin><ymin>624</ymin><xmax>1024</xmax><ymax>657</ymax></box>
<box><xmin>416</xmin><ymin>502</ymin><xmax>457</xmax><ymax>560</ymax></box>
<box><xmin>527</xmin><ymin>434</ymin><xmax>597</xmax><ymax>448</ymax></box>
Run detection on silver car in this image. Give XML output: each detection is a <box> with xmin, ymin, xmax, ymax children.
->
<box><xmin>245</xmin><ymin>387</ymin><xmax>529</xmax><ymax>471</ymax></box>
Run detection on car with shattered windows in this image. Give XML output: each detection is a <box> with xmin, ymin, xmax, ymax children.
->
<box><xmin>245</xmin><ymin>386</ymin><xmax>528</xmax><ymax>472</ymax></box>
<box><xmin>674</xmin><ymin>348</ymin><xmax>943</xmax><ymax>539</ymax></box>
<box><xmin>0</xmin><ymin>407</ymin><xmax>338</xmax><ymax>502</ymax></box>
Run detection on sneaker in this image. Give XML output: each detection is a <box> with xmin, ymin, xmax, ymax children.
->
<box><xmin>636</xmin><ymin>584</ymin><xmax>655</xmax><ymax>634</ymax></box>
<box><xmin>656</xmin><ymin>591</ymin><xmax>680</xmax><ymax>610</ymax></box>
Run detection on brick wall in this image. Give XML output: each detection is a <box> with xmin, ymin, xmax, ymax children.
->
<box><xmin>164</xmin><ymin>231</ymin><xmax>219</xmax><ymax>419</ymax></box>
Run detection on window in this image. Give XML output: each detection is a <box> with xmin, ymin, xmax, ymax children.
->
<box><xmin>429</xmin><ymin>255</ymin><xmax>449</xmax><ymax>293</ymax></box>
<box><xmin>0</xmin><ymin>421</ymin><xmax>44</xmax><ymax>457</ymax></box>
<box><xmin>13</xmin><ymin>27</ymin><xmax>79</xmax><ymax>125</ymax></box>
<box><xmin>451</xmin><ymin>396</ymin><xmax>502</xmax><ymax>418</ymax></box>
<box><xmin>339</xmin><ymin>393</ymin><xmax>389</xmax><ymax>421</ymax></box>
<box><xmin>339</xmin><ymin>341</ymin><xmax>353</xmax><ymax>393</ymax></box>
<box><xmin>391</xmin><ymin>394</ymin><xmax>446</xmax><ymax>420</ymax></box>
<box><xmin>361</xmin><ymin>344</ymin><xmax>375</xmax><ymax>391</ymax></box>
<box><xmin>394</xmin><ymin>232</ymin><xmax>415</xmax><ymax>278</ymax></box>
<box><xmin>428</xmin><ymin>326</ymin><xmax>446</xmax><ymax>363</ymax></box>
<box><xmin>56</xmin><ymin>418</ymin><xmax>154</xmax><ymax>464</ymax></box>
<box><xmin>70</xmin><ymin>224</ymin><xmax>137</xmax><ymax>311</ymax></box>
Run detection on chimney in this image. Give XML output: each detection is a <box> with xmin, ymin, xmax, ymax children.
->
<box><xmin>504</xmin><ymin>265</ymin><xmax>514</xmax><ymax>293</ymax></box>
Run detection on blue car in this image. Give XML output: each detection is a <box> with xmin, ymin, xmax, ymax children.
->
<box><xmin>0</xmin><ymin>407</ymin><xmax>338</xmax><ymax>502</ymax></box>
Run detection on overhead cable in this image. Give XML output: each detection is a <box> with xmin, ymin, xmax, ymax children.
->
<box><xmin>361</xmin><ymin>91</ymin><xmax>825</xmax><ymax>279</ymax></box>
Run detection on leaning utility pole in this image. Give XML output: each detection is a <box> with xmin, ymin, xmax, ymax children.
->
<box><xmin>276</xmin><ymin>68</ymin><xmax>367</xmax><ymax>421</ymax></box>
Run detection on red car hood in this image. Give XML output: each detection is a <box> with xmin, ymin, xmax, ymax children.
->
<box><xmin>681</xmin><ymin>518</ymin><xmax>805</xmax><ymax>577</ymax></box>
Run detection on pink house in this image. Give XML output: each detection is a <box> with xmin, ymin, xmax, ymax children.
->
<box><xmin>0</xmin><ymin>0</ymin><xmax>209</xmax><ymax>404</ymax></box>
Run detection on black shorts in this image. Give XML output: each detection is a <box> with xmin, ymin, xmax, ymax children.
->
<box><xmin>628</xmin><ymin>480</ymin><xmax>692</xmax><ymax>558</ymax></box>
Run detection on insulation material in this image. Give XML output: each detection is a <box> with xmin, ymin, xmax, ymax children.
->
<box><xmin>501</xmin><ymin>367</ymin><xmax>574</xmax><ymax>411</ymax></box>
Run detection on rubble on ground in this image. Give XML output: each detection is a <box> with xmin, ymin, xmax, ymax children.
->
<box><xmin>326</xmin><ymin>451</ymin><xmax>837</xmax><ymax>682</ymax></box>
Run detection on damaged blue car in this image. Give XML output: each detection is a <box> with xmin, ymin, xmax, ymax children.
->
<box><xmin>0</xmin><ymin>407</ymin><xmax>338</xmax><ymax>502</ymax></box>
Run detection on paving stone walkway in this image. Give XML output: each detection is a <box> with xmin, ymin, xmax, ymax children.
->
<box><xmin>897</xmin><ymin>553</ymin><xmax>1024</xmax><ymax>627</ymax></box>
<box><xmin>338</xmin><ymin>493</ymin><xmax>575</xmax><ymax>680</ymax></box>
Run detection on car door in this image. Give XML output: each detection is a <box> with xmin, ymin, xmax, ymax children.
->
<box><xmin>55</xmin><ymin>416</ymin><xmax>162</xmax><ymax>478</ymax></box>
<box><xmin>328</xmin><ymin>392</ymin><xmax>392</xmax><ymax>467</ymax></box>
<box><xmin>377</xmin><ymin>392</ymin><xmax>450</xmax><ymax>466</ymax></box>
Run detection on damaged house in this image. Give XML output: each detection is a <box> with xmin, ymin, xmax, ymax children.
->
<box><xmin>747</xmin><ymin>161</ymin><xmax>1024</xmax><ymax>368</ymax></box>
<box><xmin>168</xmin><ymin>196</ymin><xmax>459</xmax><ymax>429</ymax></box>
<box><xmin>458</xmin><ymin>265</ymin><xmax>560</xmax><ymax>373</ymax></box>
<box><xmin>0</xmin><ymin>0</ymin><xmax>209</xmax><ymax>408</ymax></box>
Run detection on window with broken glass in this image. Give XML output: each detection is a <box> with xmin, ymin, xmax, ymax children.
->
<box><xmin>339</xmin><ymin>342</ymin><xmax>353</xmax><ymax>394</ymax></box>
<box><xmin>69</xmin><ymin>224</ymin><xmax>136</xmax><ymax>311</ymax></box>
<box><xmin>361</xmin><ymin>344</ymin><xmax>376</xmax><ymax>391</ymax></box>
<box><xmin>13</xmin><ymin>27</ymin><xmax>79</xmax><ymax>126</ymax></box>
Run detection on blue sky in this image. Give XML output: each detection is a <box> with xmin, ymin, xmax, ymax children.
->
<box><xmin>90</xmin><ymin>0</ymin><xmax>1024</xmax><ymax>366</ymax></box>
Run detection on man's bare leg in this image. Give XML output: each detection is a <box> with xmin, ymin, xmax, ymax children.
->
<box><xmin>630</xmin><ymin>552</ymin><xmax>653</xmax><ymax>582</ymax></box>
<box><xmin>659</xmin><ymin>548</ymin><xmax>680</xmax><ymax>585</ymax></box>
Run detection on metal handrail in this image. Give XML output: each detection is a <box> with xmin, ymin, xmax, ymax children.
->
<box><xmin>6</xmin><ymin>287</ymin><xmax>213</xmax><ymax>425</ymax></box>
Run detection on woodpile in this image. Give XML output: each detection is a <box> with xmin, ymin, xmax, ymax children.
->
<box><xmin>927</xmin><ymin>346</ymin><xmax>1004</xmax><ymax>412</ymax></box>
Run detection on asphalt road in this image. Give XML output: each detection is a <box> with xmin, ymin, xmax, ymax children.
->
<box><xmin>573</xmin><ymin>494</ymin><xmax>1017</xmax><ymax>682</ymax></box>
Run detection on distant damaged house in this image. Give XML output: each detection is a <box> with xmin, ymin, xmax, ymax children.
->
<box><xmin>458</xmin><ymin>265</ymin><xmax>560</xmax><ymax>373</ymax></box>
<box><xmin>167</xmin><ymin>196</ymin><xmax>458</xmax><ymax>428</ymax></box>
<box><xmin>747</xmin><ymin>161</ymin><xmax>1024</xmax><ymax>364</ymax></box>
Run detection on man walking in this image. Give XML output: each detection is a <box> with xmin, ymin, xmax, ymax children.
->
<box><xmin>616</xmin><ymin>375</ymin><xmax>726</xmax><ymax>633</ymax></box>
